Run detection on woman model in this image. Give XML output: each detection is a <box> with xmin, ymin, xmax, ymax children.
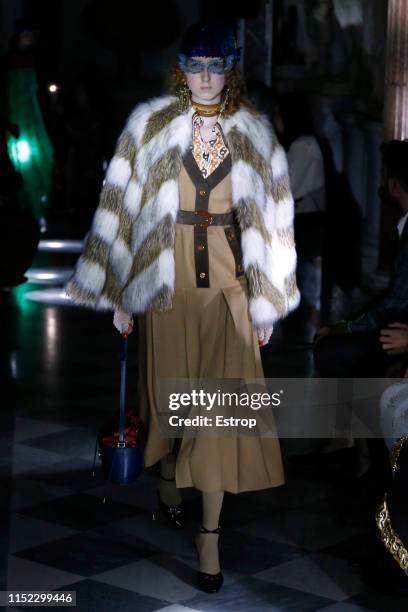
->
<box><xmin>66</xmin><ymin>23</ymin><xmax>299</xmax><ymax>593</ymax></box>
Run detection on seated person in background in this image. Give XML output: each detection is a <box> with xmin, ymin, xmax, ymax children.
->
<box><xmin>314</xmin><ymin>140</ymin><xmax>408</xmax><ymax>378</ymax></box>
<box><xmin>380</xmin><ymin>322</ymin><xmax>408</xmax><ymax>357</ymax></box>
<box><xmin>273</xmin><ymin>93</ymin><xmax>325</xmax><ymax>322</ymax></box>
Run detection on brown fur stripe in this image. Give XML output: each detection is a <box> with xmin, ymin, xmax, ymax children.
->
<box><xmin>141</xmin><ymin>101</ymin><xmax>180</xmax><ymax>147</ymax></box>
<box><xmin>285</xmin><ymin>272</ymin><xmax>298</xmax><ymax>300</ymax></box>
<box><xmin>99</xmin><ymin>185</ymin><xmax>124</xmax><ymax>216</ymax></box>
<box><xmin>277</xmin><ymin>226</ymin><xmax>295</xmax><ymax>247</ymax></box>
<box><xmin>127</xmin><ymin>214</ymin><xmax>175</xmax><ymax>282</ymax></box>
<box><xmin>226</xmin><ymin>126</ymin><xmax>271</xmax><ymax>189</ymax></box>
<box><xmin>82</xmin><ymin>235</ymin><xmax>110</xmax><ymax>268</ymax></box>
<box><xmin>246</xmin><ymin>264</ymin><xmax>287</xmax><ymax>317</ymax></box>
<box><xmin>140</xmin><ymin>148</ymin><xmax>182</xmax><ymax>210</ymax></box>
<box><xmin>271</xmin><ymin>131</ymin><xmax>280</xmax><ymax>149</ymax></box>
<box><xmin>234</xmin><ymin>197</ymin><xmax>271</xmax><ymax>243</ymax></box>
<box><xmin>261</xmin><ymin>272</ymin><xmax>287</xmax><ymax>317</ymax></box>
<box><xmin>272</xmin><ymin>175</ymin><xmax>291</xmax><ymax>203</ymax></box>
<box><xmin>65</xmin><ymin>278</ymin><xmax>97</xmax><ymax>307</ymax></box>
<box><xmin>115</xmin><ymin>131</ymin><xmax>137</xmax><ymax>164</ymax></box>
<box><xmin>102</xmin><ymin>262</ymin><xmax>122</xmax><ymax>307</ymax></box>
<box><xmin>117</xmin><ymin>207</ymin><xmax>133</xmax><ymax>250</ymax></box>
<box><xmin>130</xmin><ymin>165</ymin><xmax>139</xmax><ymax>182</ymax></box>
<box><xmin>246</xmin><ymin>264</ymin><xmax>263</xmax><ymax>295</ymax></box>
<box><xmin>149</xmin><ymin>286</ymin><xmax>174</xmax><ymax>311</ymax></box>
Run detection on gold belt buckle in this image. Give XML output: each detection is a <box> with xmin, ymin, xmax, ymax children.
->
<box><xmin>194</xmin><ymin>210</ymin><xmax>213</xmax><ymax>228</ymax></box>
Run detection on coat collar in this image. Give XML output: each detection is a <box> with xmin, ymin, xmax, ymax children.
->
<box><xmin>127</xmin><ymin>95</ymin><xmax>273</xmax><ymax>179</ymax></box>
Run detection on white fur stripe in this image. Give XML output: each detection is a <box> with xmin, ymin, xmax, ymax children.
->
<box><xmin>287</xmin><ymin>289</ymin><xmax>301</xmax><ymax>312</ymax></box>
<box><xmin>242</xmin><ymin>228</ymin><xmax>297</xmax><ymax>292</ymax></box>
<box><xmin>136</xmin><ymin>109</ymin><xmax>194</xmax><ymax>185</ymax></box>
<box><xmin>92</xmin><ymin>208</ymin><xmax>119</xmax><ymax>245</ymax></box>
<box><xmin>275</xmin><ymin>195</ymin><xmax>295</xmax><ymax>229</ymax></box>
<box><xmin>123</xmin><ymin>179</ymin><xmax>142</xmax><ymax>218</ymax></box>
<box><xmin>110</xmin><ymin>238</ymin><xmax>133</xmax><ymax>286</ymax></box>
<box><xmin>262</xmin><ymin>195</ymin><xmax>276</xmax><ymax>235</ymax></box>
<box><xmin>241</xmin><ymin>227</ymin><xmax>267</xmax><ymax>269</ymax></box>
<box><xmin>122</xmin><ymin>248</ymin><xmax>174</xmax><ymax>313</ymax></box>
<box><xmin>231</xmin><ymin>160</ymin><xmax>267</xmax><ymax>211</ymax></box>
<box><xmin>105</xmin><ymin>156</ymin><xmax>132</xmax><ymax>190</ymax></box>
<box><xmin>271</xmin><ymin>145</ymin><xmax>288</xmax><ymax>181</ymax></box>
<box><xmin>126</xmin><ymin>95</ymin><xmax>177</xmax><ymax>148</ymax></box>
<box><xmin>222</xmin><ymin>108</ymin><xmax>273</xmax><ymax>161</ymax></box>
<box><xmin>242</xmin><ymin>232</ymin><xmax>296</xmax><ymax>294</ymax></box>
<box><xmin>96</xmin><ymin>295</ymin><xmax>116</xmax><ymax>311</ymax></box>
<box><xmin>249</xmin><ymin>296</ymin><xmax>280</xmax><ymax>327</ymax></box>
<box><xmin>75</xmin><ymin>258</ymin><xmax>106</xmax><ymax>295</ymax></box>
<box><xmin>265</xmin><ymin>242</ymin><xmax>297</xmax><ymax>287</ymax></box>
<box><xmin>131</xmin><ymin>179</ymin><xmax>179</xmax><ymax>255</ymax></box>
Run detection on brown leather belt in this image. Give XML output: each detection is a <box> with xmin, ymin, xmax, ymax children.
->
<box><xmin>176</xmin><ymin>209</ymin><xmax>235</xmax><ymax>228</ymax></box>
<box><xmin>176</xmin><ymin>208</ymin><xmax>244</xmax><ymax>287</ymax></box>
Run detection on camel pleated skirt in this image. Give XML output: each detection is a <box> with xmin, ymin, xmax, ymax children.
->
<box><xmin>136</xmin><ymin>164</ymin><xmax>284</xmax><ymax>493</ymax></box>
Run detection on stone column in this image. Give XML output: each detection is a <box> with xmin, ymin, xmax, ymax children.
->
<box><xmin>384</xmin><ymin>0</ymin><xmax>408</xmax><ymax>140</ymax></box>
<box><xmin>378</xmin><ymin>1</ymin><xmax>408</xmax><ymax>272</ymax></box>
<box><xmin>361</xmin><ymin>118</ymin><xmax>385</xmax><ymax>281</ymax></box>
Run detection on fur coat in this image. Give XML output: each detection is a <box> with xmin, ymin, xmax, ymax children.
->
<box><xmin>65</xmin><ymin>95</ymin><xmax>300</xmax><ymax>328</ymax></box>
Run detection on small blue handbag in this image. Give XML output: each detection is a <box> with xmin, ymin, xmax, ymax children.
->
<box><xmin>92</xmin><ymin>335</ymin><xmax>145</xmax><ymax>485</ymax></box>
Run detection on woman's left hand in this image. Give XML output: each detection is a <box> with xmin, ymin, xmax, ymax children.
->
<box><xmin>257</xmin><ymin>326</ymin><xmax>273</xmax><ymax>347</ymax></box>
<box><xmin>380</xmin><ymin>323</ymin><xmax>408</xmax><ymax>355</ymax></box>
<box><xmin>113</xmin><ymin>309</ymin><xmax>134</xmax><ymax>336</ymax></box>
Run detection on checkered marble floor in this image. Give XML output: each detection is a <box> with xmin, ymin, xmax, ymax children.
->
<box><xmin>5</xmin><ymin>415</ymin><xmax>408</xmax><ymax>611</ymax></box>
<box><xmin>2</xmin><ymin>280</ymin><xmax>408</xmax><ymax>611</ymax></box>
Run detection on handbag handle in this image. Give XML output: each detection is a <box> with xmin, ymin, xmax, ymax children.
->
<box><xmin>118</xmin><ymin>335</ymin><xmax>128</xmax><ymax>447</ymax></box>
<box><xmin>91</xmin><ymin>333</ymin><xmax>129</xmax><ymax>478</ymax></box>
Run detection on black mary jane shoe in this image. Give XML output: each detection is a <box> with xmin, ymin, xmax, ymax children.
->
<box><xmin>156</xmin><ymin>474</ymin><xmax>185</xmax><ymax>529</ymax></box>
<box><xmin>196</xmin><ymin>525</ymin><xmax>224</xmax><ymax>593</ymax></box>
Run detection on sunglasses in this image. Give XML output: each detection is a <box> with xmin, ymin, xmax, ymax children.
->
<box><xmin>178</xmin><ymin>53</ymin><xmax>236</xmax><ymax>75</ymax></box>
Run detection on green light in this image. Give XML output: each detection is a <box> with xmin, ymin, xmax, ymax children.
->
<box><xmin>6</xmin><ymin>66</ymin><xmax>53</xmax><ymax>220</ymax></box>
<box><xmin>11</xmin><ymin>139</ymin><xmax>32</xmax><ymax>163</ymax></box>
<box><xmin>12</xmin><ymin>283</ymin><xmax>35</xmax><ymax>316</ymax></box>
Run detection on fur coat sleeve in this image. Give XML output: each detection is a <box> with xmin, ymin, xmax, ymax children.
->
<box><xmin>65</xmin><ymin>113</ymin><xmax>141</xmax><ymax>311</ymax></box>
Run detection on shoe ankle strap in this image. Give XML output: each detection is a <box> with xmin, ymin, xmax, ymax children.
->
<box><xmin>199</xmin><ymin>524</ymin><xmax>221</xmax><ymax>534</ymax></box>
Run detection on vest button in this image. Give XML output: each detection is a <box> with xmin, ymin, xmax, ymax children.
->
<box><xmin>197</xmin><ymin>244</ymin><xmax>205</xmax><ymax>251</ymax></box>
<box><xmin>199</xmin><ymin>189</ymin><xmax>206</xmax><ymax>196</ymax></box>
<box><xmin>199</xmin><ymin>272</ymin><xmax>206</xmax><ymax>278</ymax></box>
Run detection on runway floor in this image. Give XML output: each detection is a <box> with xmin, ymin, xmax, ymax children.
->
<box><xmin>1</xmin><ymin>239</ymin><xmax>406</xmax><ymax>611</ymax></box>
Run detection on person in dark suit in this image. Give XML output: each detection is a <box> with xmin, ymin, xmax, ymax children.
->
<box><xmin>314</xmin><ymin>140</ymin><xmax>408</xmax><ymax>378</ymax></box>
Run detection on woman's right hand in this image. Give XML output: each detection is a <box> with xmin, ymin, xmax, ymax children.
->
<box><xmin>113</xmin><ymin>309</ymin><xmax>134</xmax><ymax>336</ymax></box>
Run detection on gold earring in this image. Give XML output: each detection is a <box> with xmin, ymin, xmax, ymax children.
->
<box><xmin>219</xmin><ymin>87</ymin><xmax>230</xmax><ymax>118</ymax></box>
<box><xmin>178</xmin><ymin>81</ymin><xmax>191</xmax><ymax>113</ymax></box>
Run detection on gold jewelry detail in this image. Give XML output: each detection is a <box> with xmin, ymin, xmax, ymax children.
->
<box><xmin>391</xmin><ymin>434</ymin><xmax>408</xmax><ymax>474</ymax></box>
<box><xmin>376</xmin><ymin>496</ymin><xmax>408</xmax><ymax>575</ymax></box>
<box><xmin>178</xmin><ymin>82</ymin><xmax>191</xmax><ymax>113</ymax></box>
<box><xmin>376</xmin><ymin>436</ymin><xmax>408</xmax><ymax>576</ymax></box>
<box><xmin>218</xmin><ymin>87</ymin><xmax>230</xmax><ymax>118</ymax></box>
<box><xmin>191</xmin><ymin>100</ymin><xmax>222</xmax><ymax>117</ymax></box>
